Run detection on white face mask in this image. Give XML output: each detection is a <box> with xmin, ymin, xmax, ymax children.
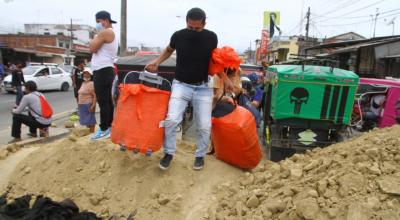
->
<box><xmin>83</xmin><ymin>77</ymin><xmax>91</xmax><ymax>82</ymax></box>
<box><xmin>95</xmin><ymin>22</ymin><xmax>104</xmax><ymax>31</ymax></box>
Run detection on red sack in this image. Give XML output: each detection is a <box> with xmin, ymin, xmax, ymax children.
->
<box><xmin>209</xmin><ymin>46</ymin><xmax>241</xmax><ymax>76</ymax></box>
<box><xmin>37</xmin><ymin>95</ymin><xmax>53</xmax><ymax>118</ymax></box>
<box><xmin>111</xmin><ymin>84</ymin><xmax>171</xmax><ymax>154</ymax></box>
<box><xmin>211</xmin><ymin>105</ymin><xmax>262</xmax><ymax>169</ymax></box>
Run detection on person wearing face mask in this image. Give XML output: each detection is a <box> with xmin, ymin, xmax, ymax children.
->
<box><xmin>77</xmin><ymin>68</ymin><xmax>97</xmax><ymax>133</ymax></box>
<box><xmin>89</xmin><ymin>10</ymin><xmax>118</xmax><ymax>140</ymax></box>
<box><xmin>146</xmin><ymin>8</ymin><xmax>224</xmax><ymax>171</ymax></box>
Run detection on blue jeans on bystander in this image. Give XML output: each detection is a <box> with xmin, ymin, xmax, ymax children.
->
<box><xmin>15</xmin><ymin>85</ymin><xmax>23</xmax><ymax>105</ymax></box>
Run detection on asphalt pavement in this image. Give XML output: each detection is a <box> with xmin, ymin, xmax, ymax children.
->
<box><xmin>0</xmin><ymin>88</ymin><xmax>77</xmax><ymax>140</ymax></box>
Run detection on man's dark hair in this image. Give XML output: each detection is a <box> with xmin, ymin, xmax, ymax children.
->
<box><xmin>24</xmin><ymin>81</ymin><xmax>37</xmax><ymax>92</ymax></box>
<box><xmin>75</xmin><ymin>60</ymin><xmax>85</xmax><ymax>66</ymax></box>
<box><xmin>186</xmin><ymin>8</ymin><xmax>206</xmax><ymax>24</ymax></box>
<box><xmin>15</xmin><ymin>60</ymin><xmax>23</xmax><ymax>66</ymax></box>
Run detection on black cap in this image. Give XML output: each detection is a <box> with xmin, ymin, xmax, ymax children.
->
<box><xmin>95</xmin><ymin>10</ymin><xmax>117</xmax><ymax>24</ymax></box>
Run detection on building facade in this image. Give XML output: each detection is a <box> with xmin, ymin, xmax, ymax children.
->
<box><xmin>24</xmin><ymin>24</ymin><xmax>96</xmax><ymax>45</ymax></box>
<box><xmin>0</xmin><ymin>33</ymin><xmax>91</xmax><ymax>65</ymax></box>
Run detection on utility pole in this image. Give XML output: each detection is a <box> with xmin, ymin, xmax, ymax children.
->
<box><xmin>299</xmin><ymin>0</ymin><xmax>306</xmax><ymax>35</ymax></box>
<box><xmin>372</xmin><ymin>8</ymin><xmax>380</xmax><ymax>38</ymax></box>
<box><xmin>70</xmin><ymin>19</ymin><xmax>73</xmax><ymax>48</ymax></box>
<box><xmin>304</xmin><ymin>7</ymin><xmax>311</xmax><ymax>56</ymax></box>
<box><xmin>120</xmin><ymin>0</ymin><xmax>127</xmax><ymax>56</ymax></box>
<box><xmin>255</xmin><ymin>39</ymin><xmax>260</xmax><ymax>65</ymax></box>
<box><xmin>249</xmin><ymin>41</ymin><xmax>252</xmax><ymax>63</ymax></box>
<box><xmin>305</xmin><ymin>7</ymin><xmax>310</xmax><ymax>41</ymax></box>
<box><xmin>69</xmin><ymin>18</ymin><xmax>74</xmax><ymax>65</ymax></box>
<box><xmin>385</xmin><ymin>17</ymin><xmax>396</xmax><ymax>36</ymax></box>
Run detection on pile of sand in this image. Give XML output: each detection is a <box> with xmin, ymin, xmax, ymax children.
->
<box><xmin>209</xmin><ymin>125</ymin><xmax>400</xmax><ymax>220</ymax></box>
<box><xmin>4</xmin><ymin>128</ymin><xmax>243</xmax><ymax>219</ymax></box>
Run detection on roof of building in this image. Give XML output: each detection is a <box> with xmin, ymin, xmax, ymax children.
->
<box><xmin>304</xmin><ymin>35</ymin><xmax>400</xmax><ymax>51</ymax></box>
<box><xmin>325</xmin><ymin>32</ymin><xmax>366</xmax><ymax>41</ymax></box>
<box><xmin>329</xmin><ymin>38</ymin><xmax>400</xmax><ymax>55</ymax></box>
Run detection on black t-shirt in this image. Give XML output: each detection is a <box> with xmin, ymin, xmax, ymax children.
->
<box><xmin>169</xmin><ymin>28</ymin><xmax>218</xmax><ymax>84</ymax></box>
<box><xmin>73</xmin><ymin>68</ymin><xmax>84</xmax><ymax>89</ymax></box>
<box><xmin>11</xmin><ymin>69</ymin><xmax>25</xmax><ymax>86</ymax></box>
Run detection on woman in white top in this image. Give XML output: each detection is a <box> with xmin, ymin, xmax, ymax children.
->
<box><xmin>89</xmin><ymin>10</ymin><xmax>118</xmax><ymax>141</ymax></box>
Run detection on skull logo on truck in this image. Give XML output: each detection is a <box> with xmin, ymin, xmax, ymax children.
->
<box><xmin>290</xmin><ymin>87</ymin><xmax>309</xmax><ymax>114</ymax></box>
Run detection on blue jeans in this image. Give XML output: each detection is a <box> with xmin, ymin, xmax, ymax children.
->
<box><xmin>164</xmin><ymin>79</ymin><xmax>213</xmax><ymax>157</ymax></box>
<box><xmin>15</xmin><ymin>86</ymin><xmax>23</xmax><ymax>105</ymax></box>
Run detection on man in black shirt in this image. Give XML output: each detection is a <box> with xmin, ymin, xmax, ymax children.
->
<box><xmin>72</xmin><ymin>61</ymin><xmax>85</xmax><ymax>106</ymax></box>
<box><xmin>11</xmin><ymin>61</ymin><xmax>25</xmax><ymax>106</ymax></box>
<box><xmin>147</xmin><ymin>8</ymin><xmax>232</xmax><ymax>171</ymax></box>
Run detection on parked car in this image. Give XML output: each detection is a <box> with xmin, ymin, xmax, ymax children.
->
<box><xmin>2</xmin><ymin>64</ymin><xmax>72</xmax><ymax>92</ymax></box>
<box><xmin>59</xmin><ymin>65</ymin><xmax>75</xmax><ymax>76</ymax></box>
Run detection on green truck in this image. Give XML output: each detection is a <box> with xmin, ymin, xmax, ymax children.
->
<box><xmin>263</xmin><ymin>65</ymin><xmax>359</xmax><ymax>161</ymax></box>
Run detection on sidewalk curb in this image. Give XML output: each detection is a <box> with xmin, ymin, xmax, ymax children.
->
<box><xmin>2</xmin><ymin>129</ymin><xmax>71</xmax><ymax>150</ymax></box>
<box><xmin>53</xmin><ymin>109</ymin><xmax>76</xmax><ymax>121</ymax></box>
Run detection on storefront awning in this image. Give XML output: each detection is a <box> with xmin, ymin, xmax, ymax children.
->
<box><xmin>380</xmin><ymin>55</ymin><xmax>400</xmax><ymax>59</ymax></box>
<box><xmin>13</xmin><ymin>48</ymin><xmax>36</xmax><ymax>54</ymax></box>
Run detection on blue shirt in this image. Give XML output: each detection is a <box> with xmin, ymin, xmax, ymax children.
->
<box><xmin>0</xmin><ymin>64</ymin><xmax>4</xmax><ymax>76</ymax></box>
<box><xmin>252</xmin><ymin>87</ymin><xmax>263</xmax><ymax>103</ymax></box>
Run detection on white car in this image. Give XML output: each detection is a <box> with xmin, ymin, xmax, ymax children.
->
<box><xmin>2</xmin><ymin>65</ymin><xmax>72</xmax><ymax>92</ymax></box>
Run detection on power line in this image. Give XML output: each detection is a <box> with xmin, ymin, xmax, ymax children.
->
<box><xmin>317</xmin><ymin>0</ymin><xmax>364</xmax><ymax>17</ymax></box>
<box><xmin>318</xmin><ymin>11</ymin><xmax>400</xmax><ymax>27</ymax></box>
<box><xmin>313</xmin><ymin>0</ymin><xmax>386</xmax><ymax>23</ymax></box>
<box><xmin>313</xmin><ymin>7</ymin><xmax>400</xmax><ymax>22</ymax></box>
<box><xmin>311</xmin><ymin>22</ymin><xmax>324</xmax><ymax>37</ymax></box>
<box><xmin>284</xmin><ymin>18</ymin><xmax>305</xmax><ymax>36</ymax></box>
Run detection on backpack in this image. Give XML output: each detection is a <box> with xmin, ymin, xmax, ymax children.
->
<box><xmin>33</xmin><ymin>93</ymin><xmax>53</xmax><ymax>119</ymax></box>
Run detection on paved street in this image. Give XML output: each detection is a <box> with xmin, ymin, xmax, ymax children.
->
<box><xmin>0</xmin><ymin>89</ymin><xmax>76</xmax><ymax>132</ymax></box>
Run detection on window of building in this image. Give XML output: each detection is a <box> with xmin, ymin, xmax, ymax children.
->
<box><xmin>44</xmin><ymin>32</ymin><xmax>50</xmax><ymax>35</ymax></box>
<box><xmin>65</xmin><ymin>43</ymin><xmax>70</xmax><ymax>49</ymax></box>
<box><xmin>59</xmin><ymin>42</ymin><xmax>64</xmax><ymax>48</ymax></box>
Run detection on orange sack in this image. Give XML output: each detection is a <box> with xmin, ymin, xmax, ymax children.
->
<box><xmin>111</xmin><ymin>84</ymin><xmax>171</xmax><ymax>154</ymax></box>
<box><xmin>211</xmin><ymin>105</ymin><xmax>262</xmax><ymax>169</ymax></box>
<box><xmin>209</xmin><ymin>46</ymin><xmax>241</xmax><ymax>76</ymax></box>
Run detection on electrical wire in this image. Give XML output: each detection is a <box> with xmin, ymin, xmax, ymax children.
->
<box><xmin>318</xmin><ymin>11</ymin><xmax>400</xmax><ymax>27</ymax></box>
<box><xmin>313</xmin><ymin>7</ymin><xmax>400</xmax><ymax>20</ymax></box>
<box><xmin>312</xmin><ymin>0</ymin><xmax>364</xmax><ymax>18</ymax></box>
<box><xmin>313</xmin><ymin>0</ymin><xmax>386</xmax><ymax>23</ymax></box>
<box><xmin>311</xmin><ymin>22</ymin><xmax>324</xmax><ymax>37</ymax></box>
<box><xmin>283</xmin><ymin>18</ymin><xmax>306</xmax><ymax>36</ymax></box>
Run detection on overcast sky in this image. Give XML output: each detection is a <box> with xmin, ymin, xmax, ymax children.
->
<box><xmin>0</xmin><ymin>0</ymin><xmax>398</xmax><ymax>52</ymax></box>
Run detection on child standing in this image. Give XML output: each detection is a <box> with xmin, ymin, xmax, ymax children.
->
<box><xmin>78</xmin><ymin>68</ymin><xmax>97</xmax><ymax>132</ymax></box>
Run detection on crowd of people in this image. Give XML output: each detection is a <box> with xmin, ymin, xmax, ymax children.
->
<box><xmin>6</xmin><ymin>8</ymin><xmax>267</xmax><ymax>171</ymax></box>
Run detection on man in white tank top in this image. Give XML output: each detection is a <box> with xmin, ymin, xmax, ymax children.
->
<box><xmin>89</xmin><ymin>10</ymin><xmax>118</xmax><ymax>140</ymax></box>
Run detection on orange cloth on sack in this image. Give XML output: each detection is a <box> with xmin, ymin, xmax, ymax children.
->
<box><xmin>211</xmin><ymin>105</ymin><xmax>262</xmax><ymax>169</ymax></box>
<box><xmin>111</xmin><ymin>84</ymin><xmax>171</xmax><ymax>153</ymax></box>
<box><xmin>209</xmin><ymin>46</ymin><xmax>241</xmax><ymax>76</ymax></box>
